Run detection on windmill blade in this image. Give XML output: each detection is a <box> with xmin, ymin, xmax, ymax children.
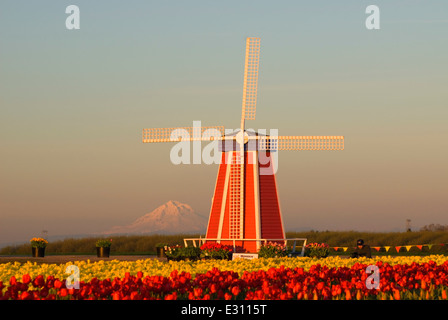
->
<box><xmin>241</xmin><ymin>37</ymin><xmax>261</xmax><ymax>123</ymax></box>
<box><xmin>142</xmin><ymin>126</ymin><xmax>226</xmax><ymax>143</ymax></box>
<box><xmin>257</xmin><ymin>136</ymin><xmax>345</xmax><ymax>151</ymax></box>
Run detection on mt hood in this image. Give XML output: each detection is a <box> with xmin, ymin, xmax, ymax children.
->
<box><xmin>103</xmin><ymin>201</ymin><xmax>207</xmax><ymax>235</ymax></box>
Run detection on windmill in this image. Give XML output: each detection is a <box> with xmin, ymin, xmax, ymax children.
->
<box><xmin>143</xmin><ymin>37</ymin><xmax>344</xmax><ymax>253</ymax></box>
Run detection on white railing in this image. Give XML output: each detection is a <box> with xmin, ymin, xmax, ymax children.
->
<box><xmin>183</xmin><ymin>237</ymin><xmax>308</xmax><ymax>257</ymax></box>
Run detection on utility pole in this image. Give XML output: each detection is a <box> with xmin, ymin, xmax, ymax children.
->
<box><xmin>406</xmin><ymin>219</ymin><xmax>412</xmax><ymax>232</ymax></box>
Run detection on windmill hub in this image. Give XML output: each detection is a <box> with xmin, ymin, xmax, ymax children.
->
<box><xmin>236</xmin><ymin>131</ymin><xmax>249</xmax><ymax>145</ymax></box>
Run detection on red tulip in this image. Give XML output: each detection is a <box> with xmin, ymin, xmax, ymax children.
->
<box><xmin>54</xmin><ymin>279</ymin><xmax>63</xmax><ymax>289</ymax></box>
<box><xmin>130</xmin><ymin>291</ymin><xmax>140</xmax><ymax>300</ymax></box>
<box><xmin>59</xmin><ymin>288</ymin><xmax>68</xmax><ymax>297</ymax></box>
<box><xmin>316</xmin><ymin>282</ymin><xmax>325</xmax><ymax>291</ymax></box>
<box><xmin>20</xmin><ymin>291</ymin><xmax>31</xmax><ymax>300</ymax></box>
<box><xmin>112</xmin><ymin>292</ymin><xmax>121</xmax><ymax>300</ymax></box>
<box><xmin>22</xmin><ymin>274</ymin><xmax>31</xmax><ymax>285</ymax></box>
<box><xmin>231</xmin><ymin>286</ymin><xmax>241</xmax><ymax>297</ymax></box>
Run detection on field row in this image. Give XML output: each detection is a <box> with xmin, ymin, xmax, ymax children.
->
<box><xmin>1</xmin><ymin>255</ymin><xmax>448</xmax><ymax>300</ymax></box>
<box><xmin>2</xmin><ymin>255</ymin><xmax>448</xmax><ymax>283</ymax></box>
<box><xmin>0</xmin><ymin>257</ymin><xmax>448</xmax><ymax>300</ymax></box>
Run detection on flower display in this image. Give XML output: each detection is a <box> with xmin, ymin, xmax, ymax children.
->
<box><xmin>258</xmin><ymin>242</ymin><xmax>289</xmax><ymax>258</ymax></box>
<box><xmin>164</xmin><ymin>245</ymin><xmax>182</xmax><ymax>260</ymax></box>
<box><xmin>30</xmin><ymin>238</ymin><xmax>48</xmax><ymax>248</ymax></box>
<box><xmin>305</xmin><ymin>242</ymin><xmax>330</xmax><ymax>258</ymax></box>
<box><xmin>200</xmin><ymin>243</ymin><xmax>233</xmax><ymax>260</ymax></box>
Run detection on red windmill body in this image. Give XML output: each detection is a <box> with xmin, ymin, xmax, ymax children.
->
<box><xmin>143</xmin><ymin>37</ymin><xmax>344</xmax><ymax>253</ymax></box>
<box><xmin>206</xmin><ymin>149</ymin><xmax>284</xmax><ymax>253</ymax></box>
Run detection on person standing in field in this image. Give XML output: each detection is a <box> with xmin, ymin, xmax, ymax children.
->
<box><xmin>350</xmin><ymin>239</ymin><xmax>372</xmax><ymax>258</ymax></box>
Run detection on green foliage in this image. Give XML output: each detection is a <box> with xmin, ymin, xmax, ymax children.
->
<box><xmin>179</xmin><ymin>246</ymin><xmax>201</xmax><ymax>259</ymax></box>
<box><xmin>164</xmin><ymin>245</ymin><xmax>201</xmax><ymax>261</ymax></box>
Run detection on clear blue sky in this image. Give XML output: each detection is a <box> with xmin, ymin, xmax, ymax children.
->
<box><xmin>1</xmin><ymin>1</ymin><xmax>447</xmax><ymax>245</ymax></box>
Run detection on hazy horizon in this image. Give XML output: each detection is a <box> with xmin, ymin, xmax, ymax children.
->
<box><xmin>1</xmin><ymin>1</ymin><xmax>447</xmax><ymax>247</ymax></box>
<box><xmin>0</xmin><ymin>198</ymin><xmax>435</xmax><ymax>247</ymax></box>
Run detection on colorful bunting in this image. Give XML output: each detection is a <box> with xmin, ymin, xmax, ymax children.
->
<box><xmin>324</xmin><ymin>243</ymin><xmax>444</xmax><ymax>254</ymax></box>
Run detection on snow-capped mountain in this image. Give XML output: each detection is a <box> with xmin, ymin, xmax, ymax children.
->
<box><xmin>103</xmin><ymin>200</ymin><xmax>208</xmax><ymax>235</ymax></box>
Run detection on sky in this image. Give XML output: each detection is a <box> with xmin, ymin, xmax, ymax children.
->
<box><xmin>1</xmin><ymin>0</ymin><xmax>447</xmax><ymax>246</ymax></box>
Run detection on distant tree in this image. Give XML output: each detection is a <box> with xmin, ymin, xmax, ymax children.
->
<box><xmin>420</xmin><ymin>224</ymin><xmax>448</xmax><ymax>232</ymax></box>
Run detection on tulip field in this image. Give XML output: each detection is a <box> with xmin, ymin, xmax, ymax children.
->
<box><xmin>1</xmin><ymin>255</ymin><xmax>448</xmax><ymax>300</ymax></box>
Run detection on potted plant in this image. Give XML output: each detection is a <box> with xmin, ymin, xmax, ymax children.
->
<box><xmin>96</xmin><ymin>239</ymin><xmax>112</xmax><ymax>258</ymax></box>
<box><xmin>30</xmin><ymin>238</ymin><xmax>48</xmax><ymax>257</ymax></box>
<box><xmin>155</xmin><ymin>243</ymin><xmax>168</xmax><ymax>258</ymax></box>
<box><xmin>258</xmin><ymin>241</ymin><xmax>289</xmax><ymax>258</ymax></box>
<box><xmin>304</xmin><ymin>242</ymin><xmax>330</xmax><ymax>258</ymax></box>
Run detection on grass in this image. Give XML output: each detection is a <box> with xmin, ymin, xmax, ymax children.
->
<box><xmin>1</xmin><ymin>231</ymin><xmax>448</xmax><ymax>256</ymax></box>
<box><xmin>0</xmin><ymin>234</ymin><xmax>200</xmax><ymax>256</ymax></box>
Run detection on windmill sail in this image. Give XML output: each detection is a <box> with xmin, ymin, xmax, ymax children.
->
<box><xmin>142</xmin><ymin>126</ymin><xmax>225</xmax><ymax>143</ymax></box>
<box><xmin>241</xmin><ymin>37</ymin><xmax>261</xmax><ymax>124</ymax></box>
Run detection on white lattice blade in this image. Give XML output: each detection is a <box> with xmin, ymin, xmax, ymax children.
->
<box><xmin>142</xmin><ymin>126</ymin><xmax>226</xmax><ymax>143</ymax></box>
<box><xmin>241</xmin><ymin>37</ymin><xmax>261</xmax><ymax>122</ymax></box>
<box><xmin>257</xmin><ymin>136</ymin><xmax>345</xmax><ymax>151</ymax></box>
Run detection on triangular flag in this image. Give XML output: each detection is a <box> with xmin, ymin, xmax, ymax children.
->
<box><xmin>342</xmin><ymin>247</ymin><xmax>348</xmax><ymax>252</ymax></box>
<box><xmin>384</xmin><ymin>246</ymin><xmax>390</xmax><ymax>252</ymax></box>
<box><xmin>417</xmin><ymin>245</ymin><xmax>423</xmax><ymax>250</ymax></box>
<box><xmin>440</xmin><ymin>243</ymin><xmax>445</xmax><ymax>246</ymax></box>
<box><xmin>427</xmin><ymin>244</ymin><xmax>433</xmax><ymax>250</ymax></box>
<box><xmin>373</xmin><ymin>247</ymin><xmax>381</xmax><ymax>252</ymax></box>
<box><xmin>405</xmin><ymin>246</ymin><xmax>412</xmax><ymax>251</ymax></box>
<box><xmin>333</xmin><ymin>247</ymin><xmax>339</xmax><ymax>251</ymax></box>
<box><xmin>395</xmin><ymin>246</ymin><xmax>401</xmax><ymax>253</ymax></box>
